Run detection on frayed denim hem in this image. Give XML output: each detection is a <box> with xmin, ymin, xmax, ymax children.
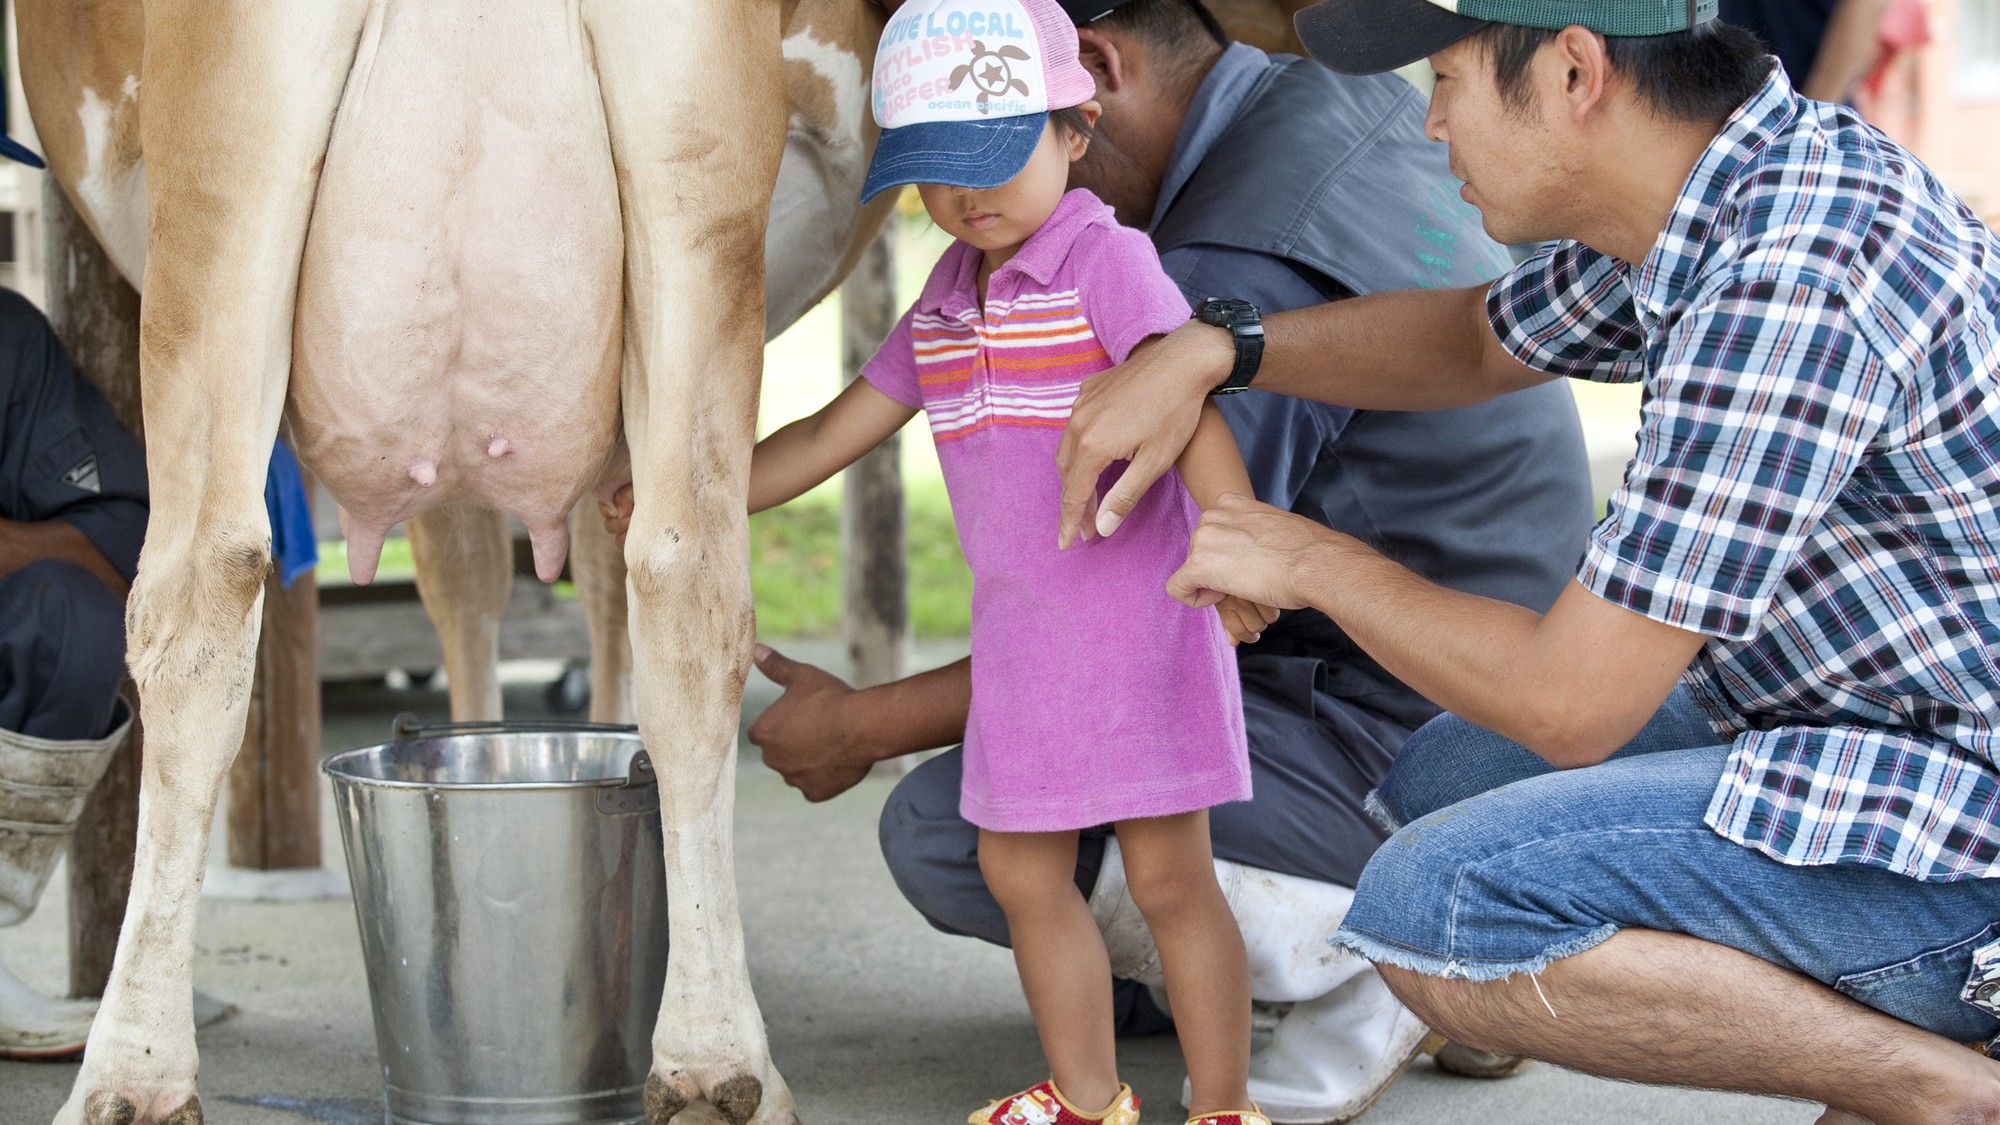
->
<box><xmin>1363</xmin><ymin>788</ymin><xmax>1402</xmax><ymax>834</ymax></box>
<box><xmin>1330</xmin><ymin>922</ymin><xmax>1621</xmax><ymax>983</ymax></box>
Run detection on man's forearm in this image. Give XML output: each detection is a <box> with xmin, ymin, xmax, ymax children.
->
<box><xmin>843</xmin><ymin>656</ymin><xmax>972</xmax><ymax>761</ymax></box>
<box><xmin>0</xmin><ymin>517</ymin><xmax>130</xmax><ymax>597</ymax></box>
<box><xmin>1291</xmin><ymin>531</ymin><xmax>1699</xmax><ymax>767</ymax></box>
<box><xmin>1250</xmin><ymin>283</ymin><xmax>1551</xmax><ymax>410</ymax></box>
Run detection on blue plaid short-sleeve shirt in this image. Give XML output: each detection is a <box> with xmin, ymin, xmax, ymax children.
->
<box><xmin>1489</xmin><ymin>68</ymin><xmax>2000</xmax><ymax>883</ymax></box>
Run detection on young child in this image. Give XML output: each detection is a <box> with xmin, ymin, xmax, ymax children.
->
<box><xmin>759</xmin><ymin>1</ymin><xmax>1269</xmax><ymax>1121</ymax></box>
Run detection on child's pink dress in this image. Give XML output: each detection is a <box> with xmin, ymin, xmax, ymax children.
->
<box><xmin>863</xmin><ymin>189</ymin><xmax>1250</xmax><ymax>832</ymax></box>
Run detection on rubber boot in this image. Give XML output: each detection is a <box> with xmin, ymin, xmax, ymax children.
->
<box><xmin>0</xmin><ymin>701</ymin><xmax>131</xmax><ymax>925</ymax></box>
<box><xmin>0</xmin><ymin>955</ymin><xmax>97</xmax><ymax>1059</ymax></box>
<box><xmin>1087</xmin><ymin>840</ymin><xmax>1438</xmax><ymax>1124</ymax></box>
<box><xmin>0</xmin><ymin>703</ymin><xmax>129</xmax><ymax>1058</ymax></box>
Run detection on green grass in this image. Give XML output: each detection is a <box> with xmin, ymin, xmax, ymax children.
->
<box><xmin>316</xmin><ymin>480</ymin><xmax>973</xmax><ymax>639</ymax></box>
<box><xmin>317</xmin><ymin>537</ymin><xmax>416</xmax><ymax>585</ymax></box>
<box><xmin>751</xmin><ymin>478</ymin><xmax>972</xmax><ymax>638</ymax></box>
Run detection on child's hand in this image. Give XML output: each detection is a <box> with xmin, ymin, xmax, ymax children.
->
<box><xmin>598</xmin><ymin>483</ymin><xmax>634</xmax><ymax>548</ymax></box>
<box><xmin>1216</xmin><ymin>594</ymin><xmax>1280</xmax><ymax>646</ymax></box>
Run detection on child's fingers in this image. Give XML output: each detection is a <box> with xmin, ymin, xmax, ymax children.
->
<box><xmin>1218</xmin><ymin>598</ymin><xmax>1264</xmax><ymax>645</ymax></box>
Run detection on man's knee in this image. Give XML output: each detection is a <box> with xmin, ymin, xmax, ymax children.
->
<box><xmin>0</xmin><ymin>560</ymin><xmax>128</xmax><ymax>739</ymax></box>
<box><xmin>1375</xmin><ymin>963</ymin><xmax>1516</xmax><ymax>1055</ymax></box>
<box><xmin>1373</xmin><ymin>711</ymin><xmax>1547</xmax><ymax>827</ymax></box>
<box><xmin>877</xmin><ymin>749</ymin><xmax>968</xmax><ymax>888</ymax></box>
<box><xmin>878</xmin><ymin>749</ymin><xmax>1012</xmax><ymax>944</ymax></box>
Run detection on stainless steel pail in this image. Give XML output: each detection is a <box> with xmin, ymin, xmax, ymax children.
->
<box><xmin>325</xmin><ymin>721</ymin><xmax>667</xmax><ymax>1125</ymax></box>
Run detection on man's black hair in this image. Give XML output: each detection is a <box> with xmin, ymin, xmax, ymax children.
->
<box><xmin>1472</xmin><ymin>20</ymin><xmax>1771</xmax><ymax>123</ymax></box>
<box><xmin>1090</xmin><ymin>0</ymin><xmax>1229</xmax><ymax>56</ymax></box>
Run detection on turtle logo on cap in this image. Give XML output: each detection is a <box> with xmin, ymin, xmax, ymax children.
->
<box><xmin>950</xmin><ymin>40</ymin><xmax>1032</xmax><ymax>114</ymax></box>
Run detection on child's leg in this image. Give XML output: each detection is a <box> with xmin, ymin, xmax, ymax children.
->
<box><xmin>978</xmin><ymin>828</ymin><xmax>1121</xmax><ymax>1113</ymax></box>
<box><xmin>1116</xmin><ymin>811</ymin><xmax>1252</xmax><ymax>1116</ymax></box>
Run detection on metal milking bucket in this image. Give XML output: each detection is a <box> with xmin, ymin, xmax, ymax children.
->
<box><xmin>325</xmin><ymin>718</ymin><xmax>668</xmax><ymax>1125</ymax></box>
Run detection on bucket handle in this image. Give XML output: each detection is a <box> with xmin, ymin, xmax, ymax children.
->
<box><xmin>389</xmin><ymin>714</ymin><xmax>640</xmax><ymax>740</ymax></box>
<box><xmin>386</xmin><ymin>714</ymin><xmax>658</xmax><ymax>816</ymax></box>
<box><xmin>595</xmin><ymin>751</ymin><xmax>659</xmax><ymax>816</ymax></box>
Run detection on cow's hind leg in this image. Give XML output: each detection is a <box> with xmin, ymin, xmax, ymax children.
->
<box><xmin>408</xmin><ymin>504</ymin><xmax>513</xmax><ymax>720</ymax></box>
<box><xmin>54</xmin><ymin>4</ymin><xmax>367</xmax><ymax>1123</ymax></box>
<box><xmin>569</xmin><ymin>503</ymin><xmax>634</xmax><ymax>724</ymax></box>
<box><xmin>583</xmin><ymin>1</ymin><xmax>792</xmax><ymax>1121</ymax></box>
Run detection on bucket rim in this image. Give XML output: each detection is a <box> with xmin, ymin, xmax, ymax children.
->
<box><xmin>321</xmin><ymin>734</ymin><xmax>648</xmax><ymax>792</ymax></box>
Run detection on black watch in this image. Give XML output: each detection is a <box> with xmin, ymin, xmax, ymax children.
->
<box><xmin>1194</xmin><ymin>297</ymin><xmax>1263</xmax><ymax>395</ymax></box>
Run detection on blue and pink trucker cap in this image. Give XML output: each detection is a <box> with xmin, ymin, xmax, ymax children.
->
<box><xmin>862</xmin><ymin>0</ymin><xmax>1098</xmax><ymax>204</ymax></box>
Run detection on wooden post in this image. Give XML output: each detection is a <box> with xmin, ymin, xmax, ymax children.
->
<box><xmin>839</xmin><ymin>219</ymin><xmax>910</xmax><ymax>690</ymax></box>
<box><xmin>43</xmin><ymin>177</ymin><xmax>143</xmax><ymax>999</ymax></box>
<box><xmin>227</xmin><ymin>531</ymin><xmax>322</xmax><ymax>870</ymax></box>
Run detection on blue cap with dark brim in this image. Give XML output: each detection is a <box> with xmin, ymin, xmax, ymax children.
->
<box><xmin>860</xmin><ymin>112</ymin><xmax>1048</xmax><ymax>205</ymax></box>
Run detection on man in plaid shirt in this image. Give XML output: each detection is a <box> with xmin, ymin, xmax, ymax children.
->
<box><xmin>1052</xmin><ymin>0</ymin><xmax>2000</xmax><ymax>1117</ymax></box>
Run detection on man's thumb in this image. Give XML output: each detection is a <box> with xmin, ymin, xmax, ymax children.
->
<box><xmin>753</xmin><ymin>643</ymin><xmax>793</xmax><ymax>683</ymax></box>
<box><xmin>1097</xmin><ymin>455</ymin><xmax>1166</xmax><ymax>539</ymax></box>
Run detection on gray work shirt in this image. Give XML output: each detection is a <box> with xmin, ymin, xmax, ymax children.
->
<box><xmin>1149</xmin><ymin>45</ymin><xmax>1594</xmax><ymax>730</ymax></box>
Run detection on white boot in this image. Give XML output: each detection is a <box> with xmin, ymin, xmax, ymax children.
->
<box><xmin>1087</xmin><ymin>840</ymin><xmax>1439</xmax><ymax>1124</ymax></box>
<box><xmin>0</xmin><ymin>707</ymin><xmax>129</xmax><ymax>1059</ymax></box>
<box><xmin>0</xmin><ymin>704</ymin><xmax>131</xmax><ymax>925</ymax></box>
<box><xmin>0</xmin><ymin>955</ymin><xmax>96</xmax><ymax>1059</ymax></box>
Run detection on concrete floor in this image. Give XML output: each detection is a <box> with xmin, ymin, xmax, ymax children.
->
<box><xmin>2</xmin><ymin>646</ymin><xmax>1817</xmax><ymax>1124</ymax></box>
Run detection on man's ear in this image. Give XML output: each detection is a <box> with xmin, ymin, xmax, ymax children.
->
<box><xmin>1549</xmin><ymin>25</ymin><xmax>1611</xmax><ymax>122</ymax></box>
<box><xmin>1075</xmin><ymin>27</ymin><xmax>1127</xmax><ymax>95</ymax></box>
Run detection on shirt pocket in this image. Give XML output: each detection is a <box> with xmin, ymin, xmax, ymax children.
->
<box><xmin>25</xmin><ymin>428</ymin><xmax>96</xmax><ymax>513</ymax></box>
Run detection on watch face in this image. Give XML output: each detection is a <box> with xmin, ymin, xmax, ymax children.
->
<box><xmin>1202</xmin><ymin>299</ymin><xmax>1248</xmax><ymax>326</ymax></box>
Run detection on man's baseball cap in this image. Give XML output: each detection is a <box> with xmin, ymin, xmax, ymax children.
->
<box><xmin>1294</xmin><ymin>0</ymin><xmax>1720</xmax><ymax>75</ymax></box>
<box><xmin>1058</xmin><ymin>0</ymin><xmax>1140</xmax><ymax>21</ymax></box>
<box><xmin>862</xmin><ymin>0</ymin><xmax>1098</xmax><ymax>204</ymax></box>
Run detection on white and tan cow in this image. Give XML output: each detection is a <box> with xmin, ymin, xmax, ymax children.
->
<box><xmin>17</xmin><ymin>1</ymin><xmax>892</xmax><ymax>1122</ymax></box>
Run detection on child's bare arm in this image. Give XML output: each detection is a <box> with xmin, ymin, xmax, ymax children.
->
<box><xmin>1174</xmin><ymin>399</ymin><xmax>1253</xmax><ymax>510</ymax></box>
<box><xmin>751</xmin><ymin>380</ymin><xmax>917</xmax><ymax>514</ymax></box>
<box><xmin>1175</xmin><ymin>400</ymin><xmax>1280</xmax><ymax>644</ymax></box>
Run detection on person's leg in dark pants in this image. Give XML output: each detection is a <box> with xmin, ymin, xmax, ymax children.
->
<box><xmin>0</xmin><ymin>558</ymin><xmax>129</xmax><ymax>742</ymax></box>
<box><xmin>0</xmin><ymin>558</ymin><xmax>132</xmax><ymax>1057</ymax></box>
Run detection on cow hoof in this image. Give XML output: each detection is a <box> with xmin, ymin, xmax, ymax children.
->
<box><xmin>77</xmin><ymin>1091</ymin><xmax>202</xmax><ymax>1125</ymax></box>
<box><xmin>644</xmin><ymin>1073</ymin><xmax>691</xmax><ymax>1124</ymax></box>
<box><xmin>711</xmin><ymin>1074</ymin><xmax>762</xmax><ymax>1125</ymax></box>
<box><xmin>77</xmin><ymin>1088</ymin><xmax>200</xmax><ymax>1120</ymax></box>
<box><xmin>83</xmin><ymin>1092</ymin><xmax>136</xmax><ymax>1125</ymax></box>
<box><xmin>643</xmin><ymin>1069</ymin><xmax>770</xmax><ymax>1125</ymax></box>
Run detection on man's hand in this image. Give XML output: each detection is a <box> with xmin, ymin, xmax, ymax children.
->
<box><xmin>747</xmin><ymin>644</ymin><xmax>875</xmax><ymax>802</ymax></box>
<box><xmin>1168</xmin><ymin>493</ymin><xmax>1338</xmax><ymax>612</ymax></box>
<box><xmin>1057</xmin><ymin>321</ymin><xmax>1233</xmax><ymax>548</ymax></box>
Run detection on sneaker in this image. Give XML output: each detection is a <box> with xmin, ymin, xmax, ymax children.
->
<box><xmin>971</xmin><ymin>1080</ymin><xmax>1141</xmax><ymax>1125</ymax></box>
<box><xmin>1187</xmin><ymin>1111</ymin><xmax>1272</xmax><ymax>1125</ymax></box>
<box><xmin>1431</xmin><ymin>1040</ymin><xmax>1533</xmax><ymax>1079</ymax></box>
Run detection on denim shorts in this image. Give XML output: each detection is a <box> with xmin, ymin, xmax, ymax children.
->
<box><xmin>1333</xmin><ymin>689</ymin><xmax>2000</xmax><ymax>1044</ymax></box>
